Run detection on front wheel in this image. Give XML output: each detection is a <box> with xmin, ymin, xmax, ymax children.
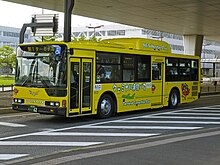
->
<box><xmin>168</xmin><ymin>89</ymin><xmax>179</xmax><ymax>109</ymax></box>
<box><xmin>97</xmin><ymin>94</ymin><xmax>115</xmax><ymax>119</ymax></box>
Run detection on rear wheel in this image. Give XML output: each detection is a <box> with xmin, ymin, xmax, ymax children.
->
<box><xmin>97</xmin><ymin>94</ymin><xmax>114</xmax><ymax>119</ymax></box>
<box><xmin>168</xmin><ymin>89</ymin><xmax>179</xmax><ymax>109</ymax></box>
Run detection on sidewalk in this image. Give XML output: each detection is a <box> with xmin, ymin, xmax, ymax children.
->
<box><xmin>0</xmin><ymin>91</ymin><xmax>17</xmax><ymax>114</ymax></box>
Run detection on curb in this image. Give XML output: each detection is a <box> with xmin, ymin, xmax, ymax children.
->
<box><xmin>0</xmin><ymin>107</ymin><xmax>11</xmax><ymax>110</ymax></box>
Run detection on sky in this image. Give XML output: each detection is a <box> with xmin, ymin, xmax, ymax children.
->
<box><xmin>0</xmin><ymin>0</ymin><xmax>116</xmax><ymax>28</ymax></box>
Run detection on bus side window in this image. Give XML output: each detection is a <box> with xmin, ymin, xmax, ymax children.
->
<box><xmin>96</xmin><ymin>64</ymin><xmax>106</xmax><ymax>82</ymax></box>
<box><xmin>152</xmin><ymin>62</ymin><xmax>161</xmax><ymax>80</ymax></box>
<box><xmin>123</xmin><ymin>70</ymin><xmax>134</xmax><ymax>81</ymax></box>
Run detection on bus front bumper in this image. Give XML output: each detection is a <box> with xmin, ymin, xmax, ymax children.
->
<box><xmin>12</xmin><ymin>104</ymin><xmax>66</xmax><ymax>116</ymax></box>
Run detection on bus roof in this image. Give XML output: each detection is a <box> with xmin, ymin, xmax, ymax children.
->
<box><xmin>20</xmin><ymin>38</ymin><xmax>170</xmax><ymax>54</ymax></box>
<box><xmin>101</xmin><ymin>38</ymin><xmax>171</xmax><ymax>53</ymax></box>
<box><xmin>19</xmin><ymin>39</ymin><xmax>200</xmax><ymax>59</ymax></box>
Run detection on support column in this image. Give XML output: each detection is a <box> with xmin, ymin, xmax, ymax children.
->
<box><xmin>183</xmin><ymin>35</ymin><xmax>204</xmax><ymax>56</ymax></box>
<box><xmin>213</xmin><ymin>63</ymin><xmax>216</xmax><ymax>77</ymax></box>
<box><xmin>64</xmin><ymin>0</ymin><xmax>75</xmax><ymax>42</ymax></box>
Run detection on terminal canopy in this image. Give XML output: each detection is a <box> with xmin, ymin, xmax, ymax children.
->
<box><xmin>4</xmin><ymin>0</ymin><xmax>220</xmax><ymax>41</ymax></box>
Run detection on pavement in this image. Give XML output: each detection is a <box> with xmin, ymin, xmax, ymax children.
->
<box><xmin>0</xmin><ymin>91</ymin><xmax>17</xmax><ymax>114</ymax></box>
<box><xmin>12</xmin><ymin>127</ymin><xmax>220</xmax><ymax>165</ymax></box>
<box><xmin>1</xmin><ymin>89</ymin><xmax>220</xmax><ymax>164</ymax></box>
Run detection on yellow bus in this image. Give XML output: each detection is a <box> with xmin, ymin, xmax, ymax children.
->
<box><xmin>13</xmin><ymin>38</ymin><xmax>200</xmax><ymax>118</ymax></box>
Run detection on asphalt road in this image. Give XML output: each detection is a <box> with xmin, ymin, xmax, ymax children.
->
<box><xmin>0</xmin><ymin>94</ymin><xmax>220</xmax><ymax>165</ymax></box>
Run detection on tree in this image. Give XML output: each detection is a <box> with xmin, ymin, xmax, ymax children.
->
<box><xmin>71</xmin><ymin>35</ymin><xmax>101</xmax><ymax>42</ymax></box>
<box><xmin>0</xmin><ymin>46</ymin><xmax>16</xmax><ymax>76</ymax></box>
<box><xmin>35</xmin><ymin>36</ymin><xmax>58</xmax><ymax>42</ymax></box>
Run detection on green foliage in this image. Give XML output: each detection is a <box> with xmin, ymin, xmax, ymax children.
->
<box><xmin>0</xmin><ymin>46</ymin><xmax>16</xmax><ymax>76</ymax></box>
<box><xmin>72</xmin><ymin>35</ymin><xmax>101</xmax><ymax>42</ymax></box>
<box><xmin>78</xmin><ymin>35</ymin><xmax>86</xmax><ymax>41</ymax></box>
<box><xmin>0</xmin><ymin>76</ymin><xmax>14</xmax><ymax>85</ymax></box>
<box><xmin>35</xmin><ymin>36</ymin><xmax>58</xmax><ymax>42</ymax></box>
<box><xmin>89</xmin><ymin>35</ymin><xmax>98</xmax><ymax>42</ymax></box>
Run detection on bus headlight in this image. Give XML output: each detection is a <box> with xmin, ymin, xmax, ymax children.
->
<box><xmin>14</xmin><ymin>98</ymin><xmax>24</xmax><ymax>103</ymax></box>
<box><xmin>55</xmin><ymin>102</ymin><xmax>60</xmax><ymax>106</ymax></box>
<box><xmin>45</xmin><ymin>101</ymin><xmax>60</xmax><ymax>107</ymax></box>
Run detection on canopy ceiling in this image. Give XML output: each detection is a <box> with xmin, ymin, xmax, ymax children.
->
<box><xmin>4</xmin><ymin>0</ymin><xmax>220</xmax><ymax>41</ymax></box>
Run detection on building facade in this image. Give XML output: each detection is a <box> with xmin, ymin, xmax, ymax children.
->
<box><xmin>1</xmin><ymin>24</ymin><xmax>220</xmax><ymax>77</ymax></box>
<box><xmin>0</xmin><ymin>25</ymin><xmax>32</xmax><ymax>50</ymax></box>
<box><xmin>70</xmin><ymin>24</ymin><xmax>220</xmax><ymax>77</ymax></box>
<box><xmin>0</xmin><ymin>25</ymin><xmax>32</xmax><ymax>75</ymax></box>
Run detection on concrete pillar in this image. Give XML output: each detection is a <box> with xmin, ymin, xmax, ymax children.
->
<box><xmin>183</xmin><ymin>35</ymin><xmax>204</xmax><ymax>56</ymax></box>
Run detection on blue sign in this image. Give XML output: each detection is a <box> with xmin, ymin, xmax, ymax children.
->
<box><xmin>54</xmin><ymin>46</ymin><xmax>61</xmax><ymax>56</ymax></box>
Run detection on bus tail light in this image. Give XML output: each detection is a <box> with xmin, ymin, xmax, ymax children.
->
<box><xmin>62</xmin><ymin>100</ymin><xmax>67</xmax><ymax>107</ymax></box>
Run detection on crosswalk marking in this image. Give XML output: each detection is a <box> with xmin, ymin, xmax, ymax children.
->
<box><xmin>1</xmin><ymin>105</ymin><xmax>220</xmax><ymax>163</ymax></box>
<box><xmin>0</xmin><ymin>122</ymin><xmax>26</xmax><ymax>127</ymax></box>
<box><xmin>114</xmin><ymin>120</ymin><xmax>220</xmax><ymax>124</ymax></box>
<box><xmin>197</xmin><ymin>107</ymin><xmax>220</xmax><ymax>110</ymax></box>
<box><xmin>142</xmin><ymin>116</ymin><xmax>220</xmax><ymax>120</ymax></box>
<box><xmin>171</xmin><ymin>113</ymin><xmax>220</xmax><ymax>116</ymax></box>
<box><xmin>0</xmin><ymin>154</ymin><xmax>29</xmax><ymax>160</ymax></box>
<box><xmin>180</xmin><ymin>110</ymin><xmax>220</xmax><ymax>113</ymax></box>
<box><xmin>0</xmin><ymin>141</ymin><xmax>103</xmax><ymax>147</ymax></box>
<box><xmin>84</xmin><ymin>125</ymin><xmax>202</xmax><ymax>130</ymax></box>
<box><xmin>36</xmin><ymin>132</ymin><xmax>160</xmax><ymax>137</ymax></box>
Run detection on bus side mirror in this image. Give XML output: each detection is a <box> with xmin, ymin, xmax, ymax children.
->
<box><xmin>69</xmin><ymin>48</ymin><xmax>74</xmax><ymax>55</ymax></box>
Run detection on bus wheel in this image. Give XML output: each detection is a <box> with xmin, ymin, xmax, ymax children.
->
<box><xmin>168</xmin><ymin>89</ymin><xmax>179</xmax><ymax>109</ymax></box>
<box><xmin>98</xmin><ymin>94</ymin><xmax>114</xmax><ymax>119</ymax></box>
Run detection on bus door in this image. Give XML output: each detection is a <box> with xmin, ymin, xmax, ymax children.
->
<box><xmin>69</xmin><ymin>58</ymin><xmax>93</xmax><ymax>115</ymax></box>
<box><xmin>151</xmin><ymin>57</ymin><xmax>164</xmax><ymax>107</ymax></box>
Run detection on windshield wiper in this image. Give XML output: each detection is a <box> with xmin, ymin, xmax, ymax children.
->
<box><xmin>21</xmin><ymin>76</ymin><xmax>31</xmax><ymax>86</ymax></box>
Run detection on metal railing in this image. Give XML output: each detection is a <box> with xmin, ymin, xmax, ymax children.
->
<box><xmin>0</xmin><ymin>85</ymin><xmax>14</xmax><ymax>92</ymax></box>
<box><xmin>201</xmin><ymin>82</ymin><xmax>220</xmax><ymax>94</ymax></box>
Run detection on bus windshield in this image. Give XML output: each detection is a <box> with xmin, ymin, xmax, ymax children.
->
<box><xmin>15</xmin><ymin>44</ymin><xmax>67</xmax><ymax>88</ymax></box>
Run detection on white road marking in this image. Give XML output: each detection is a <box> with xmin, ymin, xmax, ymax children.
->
<box><xmin>179</xmin><ymin>110</ymin><xmax>220</xmax><ymax>113</ymax></box>
<box><xmin>0</xmin><ymin>105</ymin><xmax>219</xmax><ymax>141</ymax></box>
<box><xmin>0</xmin><ymin>113</ymin><xmax>39</xmax><ymax>119</ymax></box>
<box><xmin>196</xmin><ymin>107</ymin><xmax>220</xmax><ymax>109</ymax></box>
<box><xmin>0</xmin><ymin>122</ymin><xmax>26</xmax><ymax>127</ymax></box>
<box><xmin>0</xmin><ymin>154</ymin><xmax>29</xmax><ymax>160</ymax></box>
<box><xmin>0</xmin><ymin>141</ymin><xmax>103</xmax><ymax>147</ymax></box>
<box><xmin>143</xmin><ymin>116</ymin><xmax>220</xmax><ymax>120</ymax></box>
<box><xmin>0</xmin><ymin>107</ymin><xmax>11</xmax><ymax>110</ymax></box>
<box><xmin>83</xmin><ymin>125</ymin><xmax>202</xmax><ymax>130</ymax></box>
<box><xmin>171</xmin><ymin>113</ymin><xmax>220</xmax><ymax>116</ymax></box>
<box><xmin>0</xmin><ymin>132</ymin><xmax>46</xmax><ymax>141</ymax></box>
<box><xmin>115</xmin><ymin>120</ymin><xmax>220</xmax><ymax>124</ymax></box>
<box><xmin>36</xmin><ymin>132</ymin><xmax>160</xmax><ymax>137</ymax></box>
<box><xmin>31</xmin><ymin>130</ymin><xmax>220</xmax><ymax>165</ymax></box>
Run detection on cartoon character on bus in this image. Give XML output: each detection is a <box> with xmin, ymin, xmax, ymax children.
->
<box><xmin>182</xmin><ymin>83</ymin><xmax>190</xmax><ymax>100</ymax></box>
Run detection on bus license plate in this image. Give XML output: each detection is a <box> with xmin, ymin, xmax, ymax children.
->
<box><xmin>28</xmin><ymin>106</ymin><xmax>38</xmax><ymax>113</ymax></box>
